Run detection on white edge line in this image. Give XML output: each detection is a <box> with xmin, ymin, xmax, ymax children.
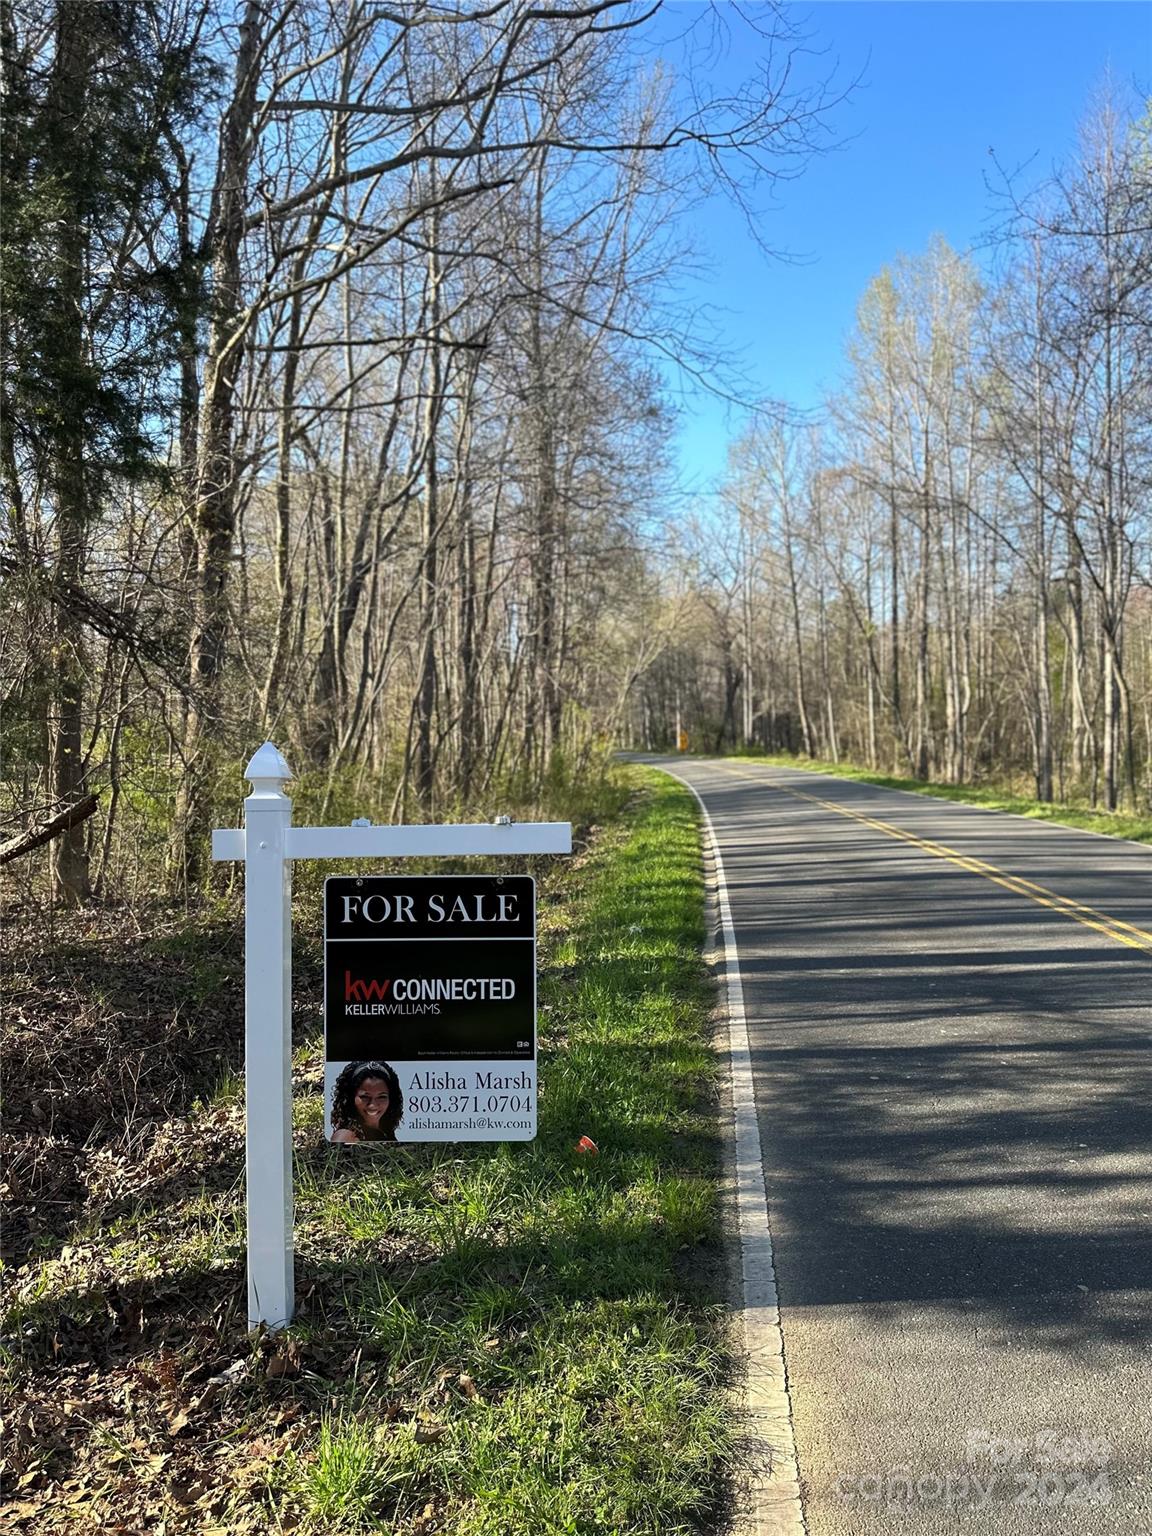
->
<box><xmin>657</xmin><ymin>765</ymin><xmax>807</xmax><ymax>1536</ymax></box>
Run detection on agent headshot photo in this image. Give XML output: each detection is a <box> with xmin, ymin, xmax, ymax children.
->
<box><xmin>329</xmin><ymin>1059</ymin><xmax>404</xmax><ymax>1144</ymax></box>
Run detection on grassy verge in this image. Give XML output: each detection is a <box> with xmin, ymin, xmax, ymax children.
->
<box><xmin>727</xmin><ymin>750</ymin><xmax>1152</xmax><ymax>844</ymax></box>
<box><xmin>2</xmin><ymin>769</ymin><xmax>729</xmax><ymax>1535</ymax></box>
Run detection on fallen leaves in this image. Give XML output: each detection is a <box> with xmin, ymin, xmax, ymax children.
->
<box><xmin>411</xmin><ymin>1498</ymin><xmax>447</xmax><ymax>1533</ymax></box>
<box><xmin>194</xmin><ymin>1356</ymin><xmax>249</xmax><ymax>1409</ymax></box>
<box><xmin>2</xmin><ymin>906</ymin><xmax>503</xmax><ymax>1535</ymax></box>
<box><xmin>2</xmin><ymin>904</ymin><xmax>250</xmax><ymax>1268</ymax></box>
<box><xmin>265</xmin><ymin>1338</ymin><xmax>302</xmax><ymax>1379</ymax></box>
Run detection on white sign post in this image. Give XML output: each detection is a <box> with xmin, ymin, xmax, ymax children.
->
<box><xmin>213</xmin><ymin>742</ymin><xmax>571</xmax><ymax>1330</ymax></box>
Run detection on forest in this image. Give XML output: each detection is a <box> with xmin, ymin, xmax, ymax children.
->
<box><xmin>2</xmin><ymin>0</ymin><xmax>842</xmax><ymax>905</ymax></box>
<box><xmin>643</xmin><ymin>105</ymin><xmax>1152</xmax><ymax>812</ymax></box>
<box><xmin>1</xmin><ymin>0</ymin><xmax>1149</xmax><ymax>914</ymax></box>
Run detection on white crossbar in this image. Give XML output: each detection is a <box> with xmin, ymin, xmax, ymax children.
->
<box><xmin>213</xmin><ymin>822</ymin><xmax>571</xmax><ymax>862</ymax></box>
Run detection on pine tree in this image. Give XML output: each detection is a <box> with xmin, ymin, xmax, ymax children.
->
<box><xmin>1</xmin><ymin>0</ymin><xmax>211</xmax><ymax>901</ymax></box>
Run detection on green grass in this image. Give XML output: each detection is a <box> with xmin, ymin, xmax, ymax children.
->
<box><xmin>288</xmin><ymin>1412</ymin><xmax>407</xmax><ymax>1526</ymax></box>
<box><xmin>2</xmin><ymin>769</ymin><xmax>731</xmax><ymax>1536</ymax></box>
<box><xmin>726</xmin><ymin>749</ymin><xmax>1152</xmax><ymax>844</ymax></box>
<box><xmin>283</xmin><ymin>771</ymin><xmax>728</xmax><ymax>1535</ymax></box>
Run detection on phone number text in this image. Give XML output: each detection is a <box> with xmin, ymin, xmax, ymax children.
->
<box><xmin>407</xmin><ymin>1093</ymin><xmax>533</xmax><ymax>1115</ymax></box>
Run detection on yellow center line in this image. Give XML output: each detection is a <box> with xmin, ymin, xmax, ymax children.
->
<box><xmin>711</xmin><ymin>763</ymin><xmax>1152</xmax><ymax>959</ymax></box>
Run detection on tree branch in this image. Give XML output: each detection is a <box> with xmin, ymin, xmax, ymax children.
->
<box><xmin>0</xmin><ymin>796</ymin><xmax>99</xmax><ymax>868</ymax></box>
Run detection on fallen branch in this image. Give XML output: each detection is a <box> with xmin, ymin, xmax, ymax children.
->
<box><xmin>0</xmin><ymin>795</ymin><xmax>99</xmax><ymax>867</ymax></box>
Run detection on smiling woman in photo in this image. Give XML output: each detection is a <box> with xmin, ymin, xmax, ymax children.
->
<box><xmin>329</xmin><ymin>1060</ymin><xmax>404</xmax><ymax>1143</ymax></box>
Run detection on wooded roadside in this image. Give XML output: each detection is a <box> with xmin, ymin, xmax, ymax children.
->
<box><xmin>2</xmin><ymin>770</ymin><xmax>732</xmax><ymax>1536</ymax></box>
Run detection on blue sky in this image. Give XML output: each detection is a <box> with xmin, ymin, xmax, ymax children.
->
<box><xmin>650</xmin><ymin>1</ymin><xmax>1151</xmax><ymax>493</ymax></box>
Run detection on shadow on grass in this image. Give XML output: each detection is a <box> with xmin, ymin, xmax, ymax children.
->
<box><xmin>5</xmin><ymin>1148</ymin><xmax>715</xmax><ymax>1364</ymax></box>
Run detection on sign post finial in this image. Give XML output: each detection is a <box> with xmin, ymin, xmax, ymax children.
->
<box><xmin>245</xmin><ymin>742</ymin><xmax>293</xmax><ymax>796</ymax></box>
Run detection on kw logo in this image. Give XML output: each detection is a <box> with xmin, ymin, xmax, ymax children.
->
<box><xmin>345</xmin><ymin>972</ymin><xmax>392</xmax><ymax>1002</ymax></box>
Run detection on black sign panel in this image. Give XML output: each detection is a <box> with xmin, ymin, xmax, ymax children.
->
<box><xmin>325</xmin><ymin>936</ymin><xmax>535</xmax><ymax>1060</ymax></box>
<box><xmin>323</xmin><ymin>875</ymin><xmax>537</xmax><ymax>1143</ymax></box>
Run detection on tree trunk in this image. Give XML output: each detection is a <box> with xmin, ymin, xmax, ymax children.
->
<box><xmin>783</xmin><ymin>512</ymin><xmax>813</xmax><ymax>757</ymax></box>
<box><xmin>171</xmin><ymin>0</ymin><xmax>264</xmax><ymax>892</ymax></box>
<box><xmin>46</xmin><ymin>1</ymin><xmax>95</xmax><ymax>904</ymax></box>
<box><xmin>914</xmin><ymin>499</ymin><xmax>931</xmax><ymax>780</ymax></box>
<box><xmin>414</xmin><ymin>211</ymin><xmax>444</xmax><ymax>812</ymax></box>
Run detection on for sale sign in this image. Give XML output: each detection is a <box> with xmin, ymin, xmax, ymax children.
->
<box><xmin>323</xmin><ymin>875</ymin><xmax>536</xmax><ymax>1144</ymax></box>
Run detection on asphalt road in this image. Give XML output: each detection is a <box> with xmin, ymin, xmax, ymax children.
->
<box><xmin>652</xmin><ymin>758</ymin><xmax>1152</xmax><ymax>1536</ymax></box>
